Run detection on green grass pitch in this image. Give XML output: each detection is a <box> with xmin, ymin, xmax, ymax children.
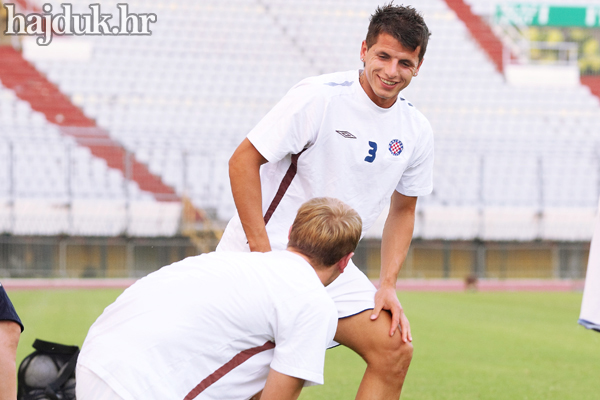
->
<box><xmin>8</xmin><ymin>289</ymin><xmax>600</xmax><ymax>399</ymax></box>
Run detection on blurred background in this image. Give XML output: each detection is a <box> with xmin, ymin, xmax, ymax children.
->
<box><xmin>0</xmin><ymin>0</ymin><xmax>599</xmax><ymax>279</ymax></box>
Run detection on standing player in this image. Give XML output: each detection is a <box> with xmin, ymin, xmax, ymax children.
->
<box><xmin>579</xmin><ymin>196</ymin><xmax>600</xmax><ymax>332</ymax></box>
<box><xmin>77</xmin><ymin>198</ymin><xmax>362</xmax><ymax>400</ymax></box>
<box><xmin>217</xmin><ymin>4</ymin><xmax>433</xmax><ymax>398</ymax></box>
<box><xmin>0</xmin><ymin>282</ymin><xmax>24</xmax><ymax>400</ymax></box>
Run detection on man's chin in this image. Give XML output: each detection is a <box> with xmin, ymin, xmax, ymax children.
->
<box><xmin>375</xmin><ymin>90</ymin><xmax>400</xmax><ymax>101</ymax></box>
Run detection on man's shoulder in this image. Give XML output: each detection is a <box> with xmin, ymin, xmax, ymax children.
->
<box><xmin>199</xmin><ymin>250</ymin><xmax>282</xmax><ymax>266</ymax></box>
<box><xmin>291</xmin><ymin>70</ymin><xmax>358</xmax><ymax>98</ymax></box>
<box><xmin>261</xmin><ymin>252</ymin><xmax>328</xmax><ymax>292</ymax></box>
<box><xmin>396</xmin><ymin>94</ymin><xmax>433</xmax><ymax>135</ymax></box>
<box><xmin>277</xmin><ymin>281</ymin><xmax>336</xmax><ymax>318</ymax></box>
<box><xmin>212</xmin><ymin>250</ymin><xmax>311</xmax><ymax>274</ymax></box>
<box><xmin>303</xmin><ymin>70</ymin><xmax>358</xmax><ymax>86</ymax></box>
<box><xmin>396</xmin><ymin>94</ymin><xmax>429</xmax><ymax>120</ymax></box>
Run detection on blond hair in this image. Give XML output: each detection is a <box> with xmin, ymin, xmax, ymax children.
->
<box><xmin>288</xmin><ymin>198</ymin><xmax>362</xmax><ymax>267</ymax></box>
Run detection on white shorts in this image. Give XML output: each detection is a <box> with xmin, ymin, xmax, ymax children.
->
<box><xmin>76</xmin><ymin>365</ymin><xmax>125</xmax><ymax>400</ymax></box>
<box><xmin>326</xmin><ymin>259</ymin><xmax>376</xmax><ymax>319</ymax></box>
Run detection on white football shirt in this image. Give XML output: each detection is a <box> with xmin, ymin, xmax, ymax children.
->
<box><xmin>218</xmin><ymin>69</ymin><xmax>434</xmax><ymax>252</ymax></box>
<box><xmin>579</xmin><ymin>197</ymin><xmax>600</xmax><ymax>332</ymax></box>
<box><xmin>77</xmin><ymin>251</ymin><xmax>338</xmax><ymax>400</ymax></box>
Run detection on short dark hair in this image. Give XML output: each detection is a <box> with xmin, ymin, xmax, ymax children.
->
<box><xmin>366</xmin><ymin>3</ymin><xmax>431</xmax><ymax>62</ymax></box>
<box><xmin>288</xmin><ymin>198</ymin><xmax>362</xmax><ymax>267</ymax></box>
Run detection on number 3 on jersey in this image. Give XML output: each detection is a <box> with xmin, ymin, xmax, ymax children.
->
<box><xmin>364</xmin><ymin>141</ymin><xmax>377</xmax><ymax>163</ymax></box>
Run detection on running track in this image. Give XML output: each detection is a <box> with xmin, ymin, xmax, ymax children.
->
<box><xmin>2</xmin><ymin>278</ymin><xmax>585</xmax><ymax>292</ymax></box>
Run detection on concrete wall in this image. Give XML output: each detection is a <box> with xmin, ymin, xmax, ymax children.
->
<box><xmin>355</xmin><ymin>239</ymin><xmax>589</xmax><ymax>280</ymax></box>
<box><xmin>0</xmin><ymin>236</ymin><xmax>590</xmax><ymax>280</ymax></box>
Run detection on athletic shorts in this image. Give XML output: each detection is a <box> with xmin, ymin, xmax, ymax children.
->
<box><xmin>326</xmin><ymin>259</ymin><xmax>376</xmax><ymax>319</ymax></box>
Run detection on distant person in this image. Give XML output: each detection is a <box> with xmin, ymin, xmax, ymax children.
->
<box><xmin>0</xmin><ymin>282</ymin><xmax>24</xmax><ymax>400</ymax></box>
<box><xmin>579</xmin><ymin>197</ymin><xmax>600</xmax><ymax>333</ymax></box>
<box><xmin>77</xmin><ymin>197</ymin><xmax>362</xmax><ymax>400</ymax></box>
<box><xmin>219</xmin><ymin>3</ymin><xmax>433</xmax><ymax>398</ymax></box>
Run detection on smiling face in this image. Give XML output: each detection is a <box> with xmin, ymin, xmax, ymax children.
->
<box><xmin>359</xmin><ymin>32</ymin><xmax>423</xmax><ymax>108</ymax></box>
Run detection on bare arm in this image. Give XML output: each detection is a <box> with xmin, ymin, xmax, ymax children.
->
<box><xmin>229</xmin><ymin>138</ymin><xmax>271</xmax><ymax>252</ymax></box>
<box><xmin>259</xmin><ymin>368</ymin><xmax>304</xmax><ymax>400</ymax></box>
<box><xmin>371</xmin><ymin>191</ymin><xmax>417</xmax><ymax>341</ymax></box>
<box><xmin>0</xmin><ymin>321</ymin><xmax>21</xmax><ymax>400</ymax></box>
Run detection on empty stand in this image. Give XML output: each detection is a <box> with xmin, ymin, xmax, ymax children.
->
<box><xmin>0</xmin><ymin>46</ymin><xmax>178</xmax><ymax>202</ymax></box>
<box><xmin>2</xmin><ymin>0</ymin><xmax>599</xmax><ymax>240</ymax></box>
<box><xmin>0</xmin><ymin>82</ymin><xmax>180</xmax><ymax>236</ymax></box>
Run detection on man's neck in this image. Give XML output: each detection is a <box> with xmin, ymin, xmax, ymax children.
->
<box><xmin>286</xmin><ymin>248</ymin><xmax>329</xmax><ymax>286</ymax></box>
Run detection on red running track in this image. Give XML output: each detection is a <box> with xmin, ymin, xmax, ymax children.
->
<box><xmin>2</xmin><ymin>278</ymin><xmax>585</xmax><ymax>292</ymax></box>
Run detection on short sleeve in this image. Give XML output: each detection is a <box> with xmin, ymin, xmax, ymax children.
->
<box><xmin>270</xmin><ymin>292</ymin><xmax>337</xmax><ymax>386</ymax></box>
<box><xmin>247</xmin><ymin>80</ymin><xmax>326</xmax><ymax>162</ymax></box>
<box><xmin>0</xmin><ymin>284</ymin><xmax>24</xmax><ymax>332</ymax></box>
<box><xmin>396</xmin><ymin>119</ymin><xmax>434</xmax><ymax>197</ymax></box>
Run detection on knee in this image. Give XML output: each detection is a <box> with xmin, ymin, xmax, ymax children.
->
<box><xmin>365</xmin><ymin>335</ymin><xmax>413</xmax><ymax>375</ymax></box>
<box><xmin>386</xmin><ymin>336</ymin><xmax>414</xmax><ymax>370</ymax></box>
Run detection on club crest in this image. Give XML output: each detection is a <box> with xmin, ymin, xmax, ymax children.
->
<box><xmin>389</xmin><ymin>139</ymin><xmax>403</xmax><ymax>156</ymax></box>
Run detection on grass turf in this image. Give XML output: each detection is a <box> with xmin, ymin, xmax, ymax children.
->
<box><xmin>9</xmin><ymin>289</ymin><xmax>124</xmax><ymax>364</ymax></box>
<box><xmin>8</xmin><ymin>289</ymin><xmax>600</xmax><ymax>399</ymax></box>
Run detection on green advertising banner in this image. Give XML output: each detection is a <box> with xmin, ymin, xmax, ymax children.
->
<box><xmin>495</xmin><ymin>4</ymin><xmax>600</xmax><ymax>27</ymax></box>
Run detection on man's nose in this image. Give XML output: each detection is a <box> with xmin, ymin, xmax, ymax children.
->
<box><xmin>385</xmin><ymin>61</ymin><xmax>398</xmax><ymax>78</ymax></box>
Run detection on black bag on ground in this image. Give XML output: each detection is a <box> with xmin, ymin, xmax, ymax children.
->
<box><xmin>17</xmin><ymin>339</ymin><xmax>79</xmax><ymax>400</ymax></box>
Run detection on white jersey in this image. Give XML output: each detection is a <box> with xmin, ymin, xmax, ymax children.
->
<box><xmin>78</xmin><ymin>251</ymin><xmax>338</xmax><ymax>400</ymax></box>
<box><xmin>218</xmin><ymin>69</ymin><xmax>434</xmax><ymax>252</ymax></box>
<box><xmin>579</xmin><ymin>197</ymin><xmax>600</xmax><ymax>332</ymax></box>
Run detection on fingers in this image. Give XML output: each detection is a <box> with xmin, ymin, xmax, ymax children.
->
<box><xmin>371</xmin><ymin>288</ymin><xmax>412</xmax><ymax>341</ymax></box>
<box><xmin>389</xmin><ymin>307</ymin><xmax>400</xmax><ymax>337</ymax></box>
<box><xmin>370</xmin><ymin>303</ymin><xmax>383</xmax><ymax>321</ymax></box>
<box><xmin>399</xmin><ymin>314</ymin><xmax>412</xmax><ymax>343</ymax></box>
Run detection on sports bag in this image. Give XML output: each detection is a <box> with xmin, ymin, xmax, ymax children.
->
<box><xmin>17</xmin><ymin>339</ymin><xmax>79</xmax><ymax>400</ymax></box>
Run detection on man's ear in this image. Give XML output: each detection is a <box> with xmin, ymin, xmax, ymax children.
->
<box><xmin>360</xmin><ymin>40</ymin><xmax>368</xmax><ymax>61</ymax></box>
<box><xmin>415</xmin><ymin>57</ymin><xmax>424</xmax><ymax>75</ymax></box>
<box><xmin>338</xmin><ymin>252</ymin><xmax>354</xmax><ymax>274</ymax></box>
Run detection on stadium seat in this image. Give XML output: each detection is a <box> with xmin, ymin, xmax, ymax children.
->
<box><xmin>2</xmin><ymin>0</ymin><xmax>599</xmax><ymax>240</ymax></box>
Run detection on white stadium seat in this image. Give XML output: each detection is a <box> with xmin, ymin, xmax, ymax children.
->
<box><xmin>2</xmin><ymin>0</ymin><xmax>599</xmax><ymax>239</ymax></box>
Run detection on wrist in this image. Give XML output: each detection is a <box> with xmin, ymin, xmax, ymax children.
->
<box><xmin>379</xmin><ymin>279</ymin><xmax>397</xmax><ymax>290</ymax></box>
<box><xmin>248</xmin><ymin>237</ymin><xmax>272</xmax><ymax>252</ymax></box>
<box><xmin>248</xmin><ymin>242</ymin><xmax>271</xmax><ymax>252</ymax></box>
<box><xmin>245</xmin><ymin>228</ymin><xmax>271</xmax><ymax>252</ymax></box>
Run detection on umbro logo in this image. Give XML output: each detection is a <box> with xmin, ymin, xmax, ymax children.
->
<box><xmin>336</xmin><ymin>130</ymin><xmax>356</xmax><ymax>139</ymax></box>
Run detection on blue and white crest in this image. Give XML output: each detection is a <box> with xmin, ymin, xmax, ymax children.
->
<box><xmin>389</xmin><ymin>139</ymin><xmax>403</xmax><ymax>156</ymax></box>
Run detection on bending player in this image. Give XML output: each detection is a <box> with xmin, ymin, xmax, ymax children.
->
<box><xmin>218</xmin><ymin>4</ymin><xmax>433</xmax><ymax>398</ymax></box>
<box><xmin>76</xmin><ymin>197</ymin><xmax>362</xmax><ymax>400</ymax></box>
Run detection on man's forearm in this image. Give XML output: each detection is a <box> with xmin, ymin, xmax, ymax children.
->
<box><xmin>230</xmin><ymin>165</ymin><xmax>270</xmax><ymax>251</ymax></box>
<box><xmin>0</xmin><ymin>321</ymin><xmax>21</xmax><ymax>400</ymax></box>
<box><xmin>380</xmin><ymin>193</ymin><xmax>417</xmax><ymax>287</ymax></box>
<box><xmin>260</xmin><ymin>369</ymin><xmax>304</xmax><ymax>400</ymax></box>
<box><xmin>229</xmin><ymin>139</ymin><xmax>271</xmax><ymax>252</ymax></box>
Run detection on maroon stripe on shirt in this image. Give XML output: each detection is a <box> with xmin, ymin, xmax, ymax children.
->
<box><xmin>263</xmin><ymin>148</ymin><xmax>307</xmax><ymax>225</ymax></box>
<box><xmin>183</xmin><ymin>341</ymin><xmax>275</xmax><ymax>400</ymax></box>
